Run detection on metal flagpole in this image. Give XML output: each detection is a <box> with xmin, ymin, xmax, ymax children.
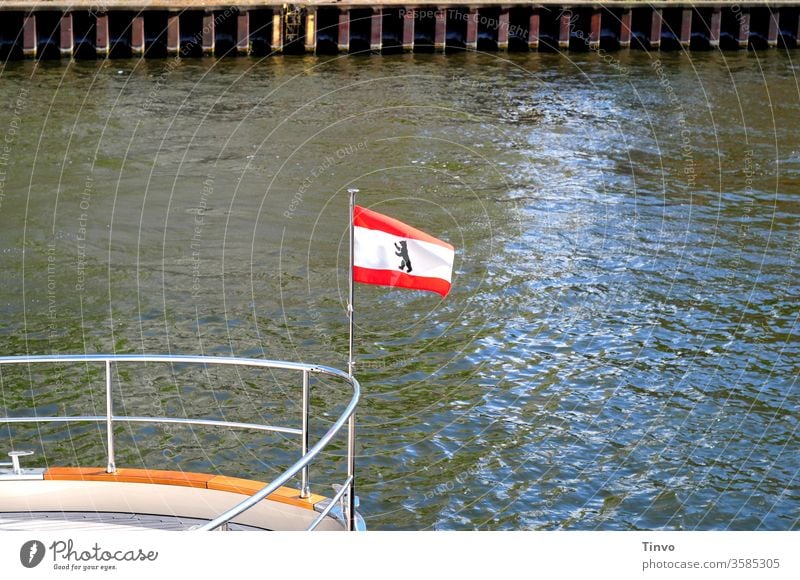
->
<box><xmin>346</xmin><ymin>187</ymin><xmax>358</xmax><ymax>530</ymax></box>
<box><xmin>347</xmin><ymin>188</ymin><xmax>358</xmax><ymax>378</ymax></box>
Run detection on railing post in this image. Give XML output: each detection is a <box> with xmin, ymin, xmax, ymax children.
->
<box><xmin>105</xmin><ymin>360</ymin><xmax>116</xmax><ymax>473</ymax></box>
<box><xmin>346</xmin><ymin>413</ymin><xmax>356</xmax><ymax>531</ymax></box>
<box><xmin>300</xmin><ymin>369</ymin><xmax>310</xmax><ymax>498</ymax></box>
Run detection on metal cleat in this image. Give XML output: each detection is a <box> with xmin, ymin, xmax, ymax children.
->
<box><xmin>0</xmin><ymin>450</ymin><xmax>43</xmax><ymax>479</ymax></box>
<box><xmin>8</xmin><ymin>450</ymin><xmax>34</xmax><ymax>475</ymax></box>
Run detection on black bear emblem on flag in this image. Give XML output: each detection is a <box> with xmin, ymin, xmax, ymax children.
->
<box><xmin>394</xmin><ymin>241</ymin><xmax>413</xmax><ymax>273</ymax></box>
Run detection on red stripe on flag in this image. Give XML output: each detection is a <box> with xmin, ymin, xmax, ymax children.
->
<box><xmin>353</xmin><ymin>266</ymin><xmax>452</xmax><ymax>297</ymax></box>
<box><xmin>354</xmin><ymin>206</ymin><xmax>454</xmax><ymax>250</ymax></box>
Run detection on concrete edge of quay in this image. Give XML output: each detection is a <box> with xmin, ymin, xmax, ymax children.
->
<box><xmin>2</xmin><ymin>1</ymin><xmax>800</xmax><ymax>10</ymax></box>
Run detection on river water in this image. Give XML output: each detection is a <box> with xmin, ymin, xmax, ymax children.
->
<box><xmin>0</xmin><ymin>50</ymin><xmax>797</xmax><ymax>530</ymax></box>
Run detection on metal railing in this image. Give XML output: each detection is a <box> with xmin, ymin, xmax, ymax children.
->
<box><xmin>0</xmin><ymin>354</ymin><xmax>360</xmax><ymax>531</ymax></box>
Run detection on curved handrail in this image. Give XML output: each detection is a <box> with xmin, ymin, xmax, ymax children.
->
<box><xmin>0</xmin><ymin>354</ymin><xmax>360</xmax><ymax>531</ymax></box>
<box><xmin>0</xmin><ymin>353</ymin><xmax>340</xmax><ymax>372</ymax></box>
<box><xmin>199</xmin><ymin>373</ymin><xmax>359</xmax><ymax>530</ymax></box>
<box><xmin>0</xmin><ymin>415</ymin><xmax>302</xmax><ymax>436</ymax></box>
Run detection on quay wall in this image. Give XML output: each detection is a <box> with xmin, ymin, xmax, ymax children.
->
<box><xmin>1</xmin><ymin>3</ymin><xmax>799</xmax><ymax>58</ymax></box>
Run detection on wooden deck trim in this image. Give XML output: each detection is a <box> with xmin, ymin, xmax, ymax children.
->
<box><xmin>44</xmin><ymin>467</ymin><xmax>213</xmax><ymax>488</ymax></box>
<box><xmin>207</xmin><ymin>475</ymin><xmax>327</xmax><ymax>509</ymax></box>
<box><xmin>44</xmin><ymin>467</ymin><xmax>324</xmax><ymax>511</ymax></box>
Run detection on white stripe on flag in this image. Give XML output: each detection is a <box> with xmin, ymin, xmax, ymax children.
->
<box><xmin>354</xmin><ymin>225</ymin><xmax>454</xmax><ymax>282</ymax></box>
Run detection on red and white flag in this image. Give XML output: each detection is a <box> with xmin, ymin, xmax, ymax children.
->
<box><xmin>353</xmin><ymin>205</ymin><xmax>455</xmax><ymax>297</ymax></box>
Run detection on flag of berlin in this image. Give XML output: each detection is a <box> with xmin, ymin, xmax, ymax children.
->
<box><xmin>353</xmin><ymin>205</ymin><xmax>455</xmax><ymax>297</ymax></box>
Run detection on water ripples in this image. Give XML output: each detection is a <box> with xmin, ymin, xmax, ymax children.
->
<box><xmin>0</xmin><ymin>52</ymin><xmax>796</xmax><ymax>531</ymax></box>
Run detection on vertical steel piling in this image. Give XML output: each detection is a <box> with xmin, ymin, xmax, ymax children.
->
<box><xmin>60</xmin><ymin>12</ymin><xmax>73</xmax><ymax>57</ymax></box>
<box><xmin>650</xmin><ymin>8</ymin><xmax>662</xmax><ymax>49</ymax></box>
